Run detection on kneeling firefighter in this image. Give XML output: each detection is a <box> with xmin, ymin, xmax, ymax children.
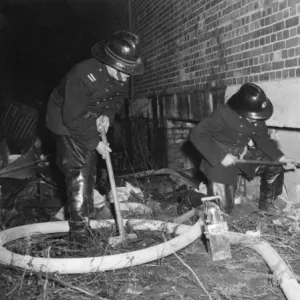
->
<box><xmin>46</xmin><ymin>31</ymin><xmax>144</xmax><ymax>243</ymax></box>
<box><xmin>178</xmin><ymin>83</ymin><xmax>295</xmax><ymax>215</ymax></box>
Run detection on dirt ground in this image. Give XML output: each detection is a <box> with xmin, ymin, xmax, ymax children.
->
<box><xmin>0</xmin><ymin>174</ymin><xmax>300</xmax><ymax>300</ymax></box>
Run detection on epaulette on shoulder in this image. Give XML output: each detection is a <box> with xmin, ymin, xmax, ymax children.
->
<box><xmin>78</xmin><ymin>59</ymin><xmax>107</xmax><ymax>87</ymax></box>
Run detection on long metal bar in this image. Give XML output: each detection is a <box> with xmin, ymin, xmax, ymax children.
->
<box><xmin>236</xmin><ymin>159</ymin><xmax>300</xmax><ymax>168</ymax></box>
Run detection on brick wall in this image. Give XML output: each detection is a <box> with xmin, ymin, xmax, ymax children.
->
<box><xmin>128</xmin><ymin>0</ymin><xmax>300</xmax><ymax>95</ymax></box>
<box><xmin>112</xmin><ymin>0</ymin><xmax>300</xmax><ymax>171</ymax></box>
<box><xmin>121</xmin><ymin>0</ymin><xmax>300</xmax><ymax>170</ymax></box>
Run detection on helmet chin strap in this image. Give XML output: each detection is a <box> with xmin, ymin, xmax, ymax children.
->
<box><xmin>246</xmin><ymin>117</ymin><xmax>256</xmax><ymax>123</ymax></box>
<box><xmin>116</xmin><ymin>70</ymin><xmax>125</xmax><ymax>82</ymax></box>
<box><xmin>106</xmin><ymin>65</ymin><xmax>129</xmax><ymax>82</ymax></box>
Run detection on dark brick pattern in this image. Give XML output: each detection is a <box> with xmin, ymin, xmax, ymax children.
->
<box><xmin>126</xmin><ymin>0</ymin><xmax>300</xmax><ymax>95</ymax></box>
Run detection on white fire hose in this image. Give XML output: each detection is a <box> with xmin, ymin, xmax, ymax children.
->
<box><xmin>0</xmin><ymin>219</ymin><xmax>300</xmax><ymax>300</ymax></box>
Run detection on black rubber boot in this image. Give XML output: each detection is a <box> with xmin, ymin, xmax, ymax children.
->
<box><xmin>223</xmin><ymin>185</ymin><xmax>235</xmax><ymax>214</ymax></box>
<box><xmin>55</xmin><ymin>135</ymin><xmax>97</xmax><ymax>245</ymax></box>
<box><xmin>256</xmin><ymin>162</ymin><xmax>284</xmax><ymax>213</ymax></box>
<box><xmin>69</xmin><ymin>219</ymin><xmax>90</xmax><ymax>244</ymax></box>
<box><xmin>241</xmin><ymin>148</ymin><xmax>284</xmax><ymax>213</ymax></box>
<box><xmin>207</xmin><ymin>182</ymin><xmax>235</xmax><ymax>214</ymax></box>
<box><xmin>177</xmin><ymin>189</ymin><xmax>206</xmax><ymax>215</ymax></box>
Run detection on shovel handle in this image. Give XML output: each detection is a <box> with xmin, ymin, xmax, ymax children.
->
<box><xmin>101</xmin><ymin>129</ymin><xmax>125</xmax><ymax>237</ymax></box>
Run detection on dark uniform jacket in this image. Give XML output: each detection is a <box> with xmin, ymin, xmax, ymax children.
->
<box><xmin>190</xmin><ymin>104</ymin><xmax>284</xmax><ymax>185</ymax></box>
<box><xmin>46</xmin><ymin>58</ymin><xmax>128</xmax><ymax>151</ymax></box>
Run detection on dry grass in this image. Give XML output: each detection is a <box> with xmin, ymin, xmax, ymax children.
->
<box><xmin>1</xmin><ymin>176</ymin><xmax>300</xmax><ymax>300</ymax></box>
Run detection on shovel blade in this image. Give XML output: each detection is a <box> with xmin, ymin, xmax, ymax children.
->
<box><xmin>108</xmin><ymin>233</ymin><xmax>138</xmax><ymax>247</ymax></box>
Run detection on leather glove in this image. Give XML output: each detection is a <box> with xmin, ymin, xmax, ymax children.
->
<box><xmin>221</xmin><ymin>153</ymin><xmax>238</xmax><ymax>167</ymax></box>
<box><xmin>96</xmin><ymin>141</ymin><xmax>111</xmax><ymax>159</ymax></box>
<box><xmin>96</xmin><ymin>115</ymin><xmax>110</xmax><ymax>133</ymax></box>
<box><xmin>279</xmin><ymin>156</ymin><xmax>296</xmax><ymax>171</ymax></box>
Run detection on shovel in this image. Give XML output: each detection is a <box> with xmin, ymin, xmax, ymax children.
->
<box><xmin>100</xmin><ymin>129</ymin><xmax>137</xmax><ymax>247</ymax></box>
<box><xmin>236</xmin><ymin>159</ymin><xmax>300</xmax><ymax>168</ymax></box>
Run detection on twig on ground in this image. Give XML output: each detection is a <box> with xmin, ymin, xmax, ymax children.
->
<box><xmin>40</xmin><ymin>273</ymin><xmax>109</xmax><ymax>299</ymax></box>
<box><xmin>243</xmin><ymin>269</ymin><xmax>300</xmax><ymax>284</ymax></box>
<box><xmin>268</xmin><ymin>242</ymin><xmax>297</xmax><ymax>252</ymax></box>
<box><xmin>130</xmin><ymin>191</ymin><xmax>145</xmax><ymax>203</ymax></box>
<box><xmin>16</xmin><ymin>236</ymin><xmax>31</xmax><ymax>297</ymax></box>
<box><xmin>85</xmin><ymin>223</ymin><xmax>104</xmax><ymax>248</ymax></box>
<box><xmin>162</xmin><ymin>234</ymin><xmax>213</xmax><ymax>300</ymax></box>
<box><xmin>5</xmin><ymin>281</ymin><xmax>22</xmax><ymax>297</ymax></box>
<box><xmin>173</xmin><ymin>252</ymin><xmax>213</xmax><ymax>300</ymax></box>
<box><xmin>43</xmin><ymin>246</ymin><xmax>51</xmax><ymax>300</ymax></box>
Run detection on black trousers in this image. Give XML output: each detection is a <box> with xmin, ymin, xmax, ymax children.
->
<box><xmin>179</xmin><ymin>148</ymin><xmax>284</xmax><ymax>214</ymax></box>
<box><xmin>208</xmin><ymin>148</ymin><xmax>284</xmax><ymax>213</ymax></box>
<box><xmin>55</xmin><ymin>135</ymin><xmax>97</xmax><ymax>226</ymax></box>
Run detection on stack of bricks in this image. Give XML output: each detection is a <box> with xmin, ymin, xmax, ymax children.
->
<box><xmin>166</xmin><ymin>120</ymin><xmax>196</xmax><ymax>170</ymax></box>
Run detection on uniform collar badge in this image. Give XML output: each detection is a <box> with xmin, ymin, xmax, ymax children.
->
<box><xmin>87</xmin><ymin>73</ymin><xmax>96</xmax><ymax>82</ymax></box>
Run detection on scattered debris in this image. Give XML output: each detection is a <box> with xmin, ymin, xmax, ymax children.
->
<box><xmin>1</xmin><ymin>166</ymin><xmax>300</xmax><ymax>299</ymax></box>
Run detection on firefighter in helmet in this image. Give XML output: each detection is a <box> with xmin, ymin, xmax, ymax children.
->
<box><xmin>178</xmin><ymin>83</ymin><xmax>295</xmax><ymax>215</ymax></box>
<box><xmin>46</xmin><ymin>31</ymin><xmax>144</xmax><ymax>243</ymax></box>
